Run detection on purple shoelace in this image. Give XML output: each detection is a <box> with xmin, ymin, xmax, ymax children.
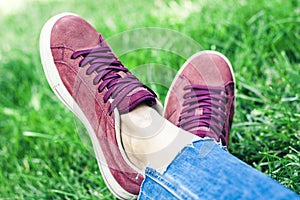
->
<box><xmin>71</xmin><ymin>35</ymin><xmax>155</xmax><ymax>114</ymax></box>
<box><xmin>179</xmin><ymin>85</ymin><xmax>227</xmax><ymax>142</ymax></box>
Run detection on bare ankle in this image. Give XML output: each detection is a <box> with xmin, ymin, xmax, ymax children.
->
<box><xmin>120</xmin><ymin>105</ymin><xmax>196</xmax><ymax>172</ymax></box>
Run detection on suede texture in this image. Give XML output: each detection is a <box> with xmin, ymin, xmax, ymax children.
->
<box><xmin>50</xmin><ymin>15</ymin><xmax>144</xmax><ymax>195</ymax></box>
<box><xmin>164</xmin><ymin>52</ymin><xmax>235</xmax><ymax>147</ymax></box>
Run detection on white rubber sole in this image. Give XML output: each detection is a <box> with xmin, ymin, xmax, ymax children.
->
<box><xmin>39</xmin><ymin>12</ymin><xmax>136</xmax><ymax>200</ymax></box>
<box><xmin>164</xmin><ymin>50</ymin><xmax>235</xmax><ymax>114</ymax></box>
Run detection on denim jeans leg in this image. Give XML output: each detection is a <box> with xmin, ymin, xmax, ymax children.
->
<box><xmin>138</xmin><ymin>139</ymin><xmax>300</xmax><ymax>200</ymax></box>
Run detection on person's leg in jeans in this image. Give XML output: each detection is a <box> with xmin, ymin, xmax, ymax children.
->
<box><xmin>121</xmin><ymin>51</ymin><xmax>299</xmax><ymax>199</ymax></box>
<box><xmin>139</xmin><ymin>139</ymin><xmax>299</xmax><ymax>199</ymax></box>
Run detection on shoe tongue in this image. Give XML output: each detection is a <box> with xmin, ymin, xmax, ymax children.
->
<box><xmin>117</xmin><ymin>87</ymin><xmax>157</xmax><ymax>114</ymax></box>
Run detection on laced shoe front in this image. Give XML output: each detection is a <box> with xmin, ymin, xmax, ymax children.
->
<box><xmin>40</xmin><ymin>13</ymin><xmax>162</xmax><ymax>199</ymax></box>
<box><xmin>179</xmin><ymin>85</ymin><xmax>231</xmax><ymax>146</ymax></box>
<box><xmin>164</xmin><ymin>51</ymin><xmax>235</xmax><ymax>147</ymax></box>
<box><xmin>71</xmin><ymin>35</ymin><xmax>157</xmax><ymax>114</ymax></box>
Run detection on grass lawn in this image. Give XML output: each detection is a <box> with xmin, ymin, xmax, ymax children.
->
<box><xmin>0</xmin><ymin>0</ymin><xmax>299</xmax><ymax>199</ymax></box>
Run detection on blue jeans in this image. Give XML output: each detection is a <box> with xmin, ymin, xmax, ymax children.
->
<box><xmin>138</xmin><ymin>139</ymin><xmax>299</xmax><ymax>200</ymax></box>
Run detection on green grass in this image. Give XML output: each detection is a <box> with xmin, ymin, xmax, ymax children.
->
<box><xmin>0</xmin><ymin>0</ymin><xmax>299</xmax><ymax>199</ymax></box>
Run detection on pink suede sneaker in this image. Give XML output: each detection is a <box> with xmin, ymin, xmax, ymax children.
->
<box><xmin>40</xmin><ymin>13</ymin><xmax>162</xmax><ymax>199</ymax></box>
<box><xmin>164</xmin><ymin>51</ymin><xmax>235</xmax><ymax>148</ymax></box>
